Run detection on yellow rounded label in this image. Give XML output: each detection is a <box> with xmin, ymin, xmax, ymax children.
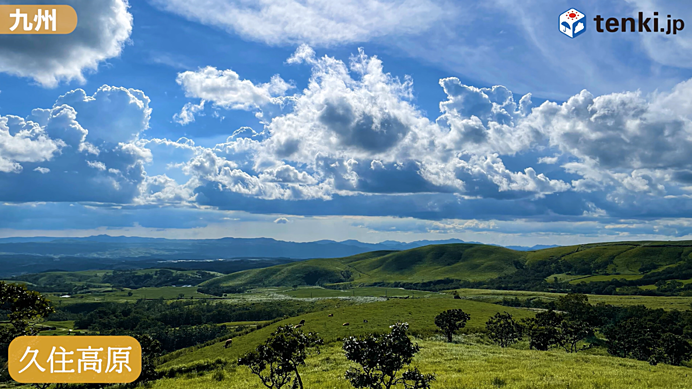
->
<box><xmin>8</xmin><ymin>336</ymin><xmax>141</xmax><ymax>383</ymax></box>
<box><xmin>0</xmin><ymin>5</ymin><xmax>77</xmax><ymax>34</ymax></box>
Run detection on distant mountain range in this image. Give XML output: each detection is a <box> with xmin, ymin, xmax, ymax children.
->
<box><xmin>0</xmin><ymin>235</ymin><xmax>558</xmax><ymax>277</ymax></box>
<box><xmin>0</xmin><ymin>235</ymin><xmax>555</xmax><ymax>256</ymax></box>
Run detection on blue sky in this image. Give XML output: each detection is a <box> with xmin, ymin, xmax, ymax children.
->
<box><xmin>2</xmin><ymin>0</ymin><xmax>692</xmax><ymax>245</ymax></box>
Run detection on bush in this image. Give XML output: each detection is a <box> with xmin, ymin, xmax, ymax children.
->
<box><xmin>486</xmin><ymin>312</ymin><xmax>523</xmax><ymax>348</ymax></box>
<box><xmin>434</xmin><ymin>309</ymin><xmax>470</xmax><ymax>342</ymax></box>
<box><xmin>239</xmin><ymin>325</ymin><xmax>323</xmax><ymax>389</ymax></box>
<box><xmin>343</xmin><ymin>322</ymin><xmax>434</xmax><ymax>389</ymax></box>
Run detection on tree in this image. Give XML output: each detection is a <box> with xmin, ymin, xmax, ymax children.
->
<box><xmin>486</xmin><ymin>312</ymin><xmax>523</xmax><ymax>347</ymax></box>
<box><xmin>652</xmin><ymin>333</ymin><xmax>692</xmax><ymax>366</ymax></box>
<box><xmin>0</xmin><ymin>282</ymin><xmax>53</xmax><ymax>384</ymax></box>
<box><xmin>603</xmin><ymin>317</ymin><xmax>660</xmax><ymax>361</ymax></box>
<box><xmin>523</xmin><ymin>310</ymin><xmax>563</xmax><ymax>351</ymax></box>
<box><xmin>343</xmin><ymin>322</ymin><xmax>434</xmax><ymax>389</ymax></box>
<box><xmin>656</xmin><ymin>280</ymin><xmax>683</xmax><ymax>294</ymax></box>
<box><xmin>0</xmin><ymin>281</ymin><xmax>54</xmax><ymax>342</ymax></box>
<box><xmin>434</xmin><ymin>309</ymin><xmax>470</xmax><ymax>342</ymax></box>
<box><xmin>556</xmin><ymin>320</ymin><xmax>593</xmax><ymax>353</ymax></box>
<box><xmin>133</xmin><ymin>334</ymin><xmax>162</xmax><ymax>383</ymax></box>
<box><xmin>556</xmin><ymin>293</ymin><xmax>598</xmax><ymax>325</ymax></box>
<box><xmin>238</xmin><ymin>325</ymin><xmax>323</xmax><ymax>389</ymax></box>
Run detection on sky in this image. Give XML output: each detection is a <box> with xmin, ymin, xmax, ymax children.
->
<box><xmin>2</xmin><ymin>0</ymin><xmax>692</xmax><ymax>245</ymax></box>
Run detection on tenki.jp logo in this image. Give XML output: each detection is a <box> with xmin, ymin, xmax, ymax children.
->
<box><xmin>559</xmin><ymin>8</ymin><xmax>685</xmax><ymax>38</ymax></box>
<box><xmin>559</xmin><ymin>9</ymin><xmax>586</xmax><ymax>38</ymax></box>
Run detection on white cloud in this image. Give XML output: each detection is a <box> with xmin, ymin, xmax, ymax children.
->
<box><xmin>150</xmin><ymin>0</ymin><xmax>446</xmax><ymax>47</ymax></box>
<box><xmin>0</xmin><ymin>0</ymin><xmax>132</xmax><ymax>87</ymax></box>
<box><xmin>0</xmin><ymin>85</ymin><xmax>152</xmax><ymax>203</ymax></box>
<box><xmin>53</xmin><ymin>85</ymin><xmax>152</xmax><ymax>144</ymax></box>
<box><xmin>0</xmin><ymin>116</ymin><xmax>64</xmax><ymax>173</ymax></box>
<box><xmin>173</xmin><ymin>47</ymin><xmax>569</xmax><ymax>203</ymax></box>
<box><xmin>174</xmin><ymin>67</ymin><xmax>293</xmax><ymax>124</ymax></box>
<box><xmin>173</xmin><ymin>101</ymin><xmax>205</xmax><ymax>125</ymax></box>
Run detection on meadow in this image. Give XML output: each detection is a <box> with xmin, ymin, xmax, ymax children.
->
<box><xmin>151</xmin><ymin>341</ymin><xmax>692</xmax><ymax>389</ymax></box>
<box><xmin>159</xmin><ymin>298</ymin><xmax>534</xmax><ymax>368</ymax></box>
<box><xmin>452</xmin><ymin>288</ymin><xmax>692</xmax><ymax>310</ymax></box>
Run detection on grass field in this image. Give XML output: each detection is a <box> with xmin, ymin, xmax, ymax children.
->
<box><xmin>198</xmin><ymin>241</ymin><xmax>692</xmax><ymax>290</ymax></box>
<box><xmin>159</xmin><ymin>298</ymin><xmax>534</xmax><ymax>368</ymax></box>
<box><xmin>46</xmin><ymin>286</ymin><xmax>213</xmax><ymax>305</ymax></box>
<box><xmin>153</xmin><ymin>340</ymin><xmax>692</xmax><ymax>389</ymax></box>
<box><xmin>452</xmin><ymin>288</ymin><xmax>692</xmax><ymax>310</ymax></box>
<box><xmin>279</xmin><ymin>286</ymin><xmax>446</xmax><ymax>299</ymax></box>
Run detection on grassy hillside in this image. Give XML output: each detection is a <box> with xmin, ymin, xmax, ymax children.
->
<box><xmin>202</xmin><ymin>241</ymin><xmax>692</xmax><ymax>290</ymax></box>
<box><xmin>157</xmin><ymin>294</ymin><xmax>692</xmax><ymax>389</ymax></box>
<box><xmin>153</xmin><ymin>341</ymin><xmax>692</xmax><ymax>389</ymax></box>
<box><xmin>203</xmin><ymin>244</ymin><xmax>525</xmax><ymax>289</ymax></box>
<box><xmin>159</xmin><ymin>298</ymin><xmax>534</xmax><ymax>368</ymax></box>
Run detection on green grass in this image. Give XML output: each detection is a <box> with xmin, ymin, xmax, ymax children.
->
<box><xmin>47</xmin><ymin>286</ymin><xmax>213</xmax><ymax>305</ymax></box>
<box><xmin>160</xmin><ymin>298</ymin><xmax>534</xmax><ymax>368</ymax></box>
<box><xmin>202</xmin><ymin>244</ymin><xmax>527</xmax><ymax>289</ymax></box>
<box><xmin>452</xmin><ymin>288</ymin><xmax>692</xmax><ymax>310</ymax></box>
<box><xmin>280</xmin><ymin>286</ymin><xmax>445</xmax><ymax>299</ymax></box>
<box><xmin>201</xmin><ymin>241</ymin><xmax>692</xmax><ymax>290</ymax></box>
<box><xmin>567</xmin><ymin>274</ymin><xmax>644</xmax><ymax>284</ymax></box>
<box><xmin>153</xmin><ymin>340</ymin><xmax>692</xmax><ymax>389</ymax></box>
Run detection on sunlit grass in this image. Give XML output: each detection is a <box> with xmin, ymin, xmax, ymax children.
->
<box><xmin>152</xmin><ymin>340</ymin><xmax>692</xmax><ymax>389</ymax></box>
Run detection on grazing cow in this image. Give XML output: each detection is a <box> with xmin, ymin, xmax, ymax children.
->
<box><xmin>299</xmin><ymin>319</ymin><xmax>306</xmax><ymax>325</ymax></box>
<box><xmin>224</xmin><ymin>339</ymin><xmax>233</xmax><ymax>348</ymax></box>
<box><xmin>363</xmin><ymin>319</ymin><xmax>368</xmax><ymax>323</ymax></box>
<box><xmin>342</xmin><ymin>322</ymin><xmax>350</xmax><ymax>326</ymax></box>
<box><xmin>328</xmin><ymin>314</ymin><xmax>334</xmax><ymax>317</ymax></box>
<box><xmin>294</xmin><ymin>324</ymin><xmax>303</xmax><ymax>329</ymax></box>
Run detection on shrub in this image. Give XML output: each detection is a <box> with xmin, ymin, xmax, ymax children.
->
<box><xmin>343</xmin><ymin>322</ymin><xmax>434</xmax><ymax>389</ymax></box>
<box><xmin>434</xmin><ymin>309</ymin><xmax>470</xmax><ymax>342</ymax></box>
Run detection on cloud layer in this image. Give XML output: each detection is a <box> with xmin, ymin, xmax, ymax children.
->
<box><xmin>0</xmin><ymin>0</ymin><xmax>132</xmax><ymax>87</ymax></box>
<box><xmin>5</xmin><ymin>46</ymin><xmax>692</xmax><ymax>240</ymax></box>
<box><xmin>150</xmin><ymin>0</ymin><xmax>446</xmax><ymax>46</ymax></box>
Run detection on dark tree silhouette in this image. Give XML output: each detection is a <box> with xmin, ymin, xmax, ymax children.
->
<box><xmin>486</xmin><ymin>312</ymin><xmax>523</xmax><ymax>348</ymax></box>
<box><xmin>654</xmin><ymin>333</ymin><xmax>692</xmax><ymax>366</ymax></box>
<box><xmin>434</xmin><ymin>309</ymin><xmax>470</xmax><ymax>342</ymax></box>
<box><xmin>0</xmin><ymin>281</ymin><xmax>54</xmax><ymax>341</ymax></box>
<box><xmin>238</xmin><ymin>325</ymin><xmax>323</xmax><ymax>389</ymax></box>
<box><xmin>556</xmin><ymin>320</ymin><xmax>593</xmax><ymax>353</ymax></box>
<box><xmin>1</xmin><ymin>282</ymin><xmax>54</xmax><ymax>384</ymax></box>
<box><xmin>343</xmin><ymin>322</ymin><xmax>435</xmax><ymax>389</ymax></box>
<box><xmin>523</xmin><ymin>310</ymin><xmax>563</xmax><ymax>351</ymax></box>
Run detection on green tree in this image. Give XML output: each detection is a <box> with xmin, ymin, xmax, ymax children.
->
<box><xmin>0</xmin><ymin>281</ymin><xmax>54</xmax><ymax>342</ymax></box>
<box><xmin>656</xmin><ymin>280</ymin><xmax>683</xmax><ymax>294</ymax></box>
<box><xmin>556</xmin><ymin>293</ymin><xmax>598</xmax><ymax>325</ymax></box>
<box><xmin>343</xmin><ymin>322</ymin><xmax>434</xmax><ymax>389</ymax></box>
<box><xmin>0</xmin><ymin>282</ymin><xmax>54</xmax><ymax>384</ymax></box>
<box><xmin>434</xmin><ymin>309</ymin><xmax>470</xmax><ymax>342</ymax></box>
<box><xmin>239</xmin><ymin>325</ymin><xmax>323</xmax><ymax>389</ymax></box>
<box><xmin>651</xmin><ymin>333</ymin><xmax>692</xmax><ymax>366</ymax></box>
<box><xmin>523</xmin><ymin>310</ymin><xmax>563</xmax><ymax>351</ymax></box>
<box><xmin>556</xmin><ymin>320</ymin><xmax>593</xmax><ymax>353</ymax></box>
<box><xmin>133</xmin><ymin>334</ymin><xmax>163</xmax><ymax>383</ymax></box>
<box><xmin>486</xmin><ymin>312</ymin><xmax>523</xmax><ymax>348</ymax></box>
<box><xmin>603</xmin><ymin>317</ymin><xmax>660</xmax><ymax>361</ymax></box>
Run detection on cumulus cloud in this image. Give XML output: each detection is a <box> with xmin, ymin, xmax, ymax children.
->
<box><xmin>0</xmin><ymin>0</ymin><xmax>132</xmax><ymax>87</ymax></box>
<box><xmin>174</xmin><ymin>67</ymin><xmax>293</xmax><ymax>124</ymax></box>
<box><xmin>0</xmin><ymin>116</ymin><xmax>64</xmax><ymax>173</ymax></box>
<box><xmin>11</xmin><ymin>45</ymin><xmax>692</xmax><ymax>228</ymax></box>
<box><xmin>171</xmin><ymin>47</ymin><xmax>570</xmax><ymax>209</ymax></box>
<box><xmin>0</xmin><ymin>85</ymin><xmax>153</xmax><ymax>203</ymax></box>
<box><xmin>150</xmin><ymin>0</ymin><xmax>446</xmax><ymax>47</ymax></box>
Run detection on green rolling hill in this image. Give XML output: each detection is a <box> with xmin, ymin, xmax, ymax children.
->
<box><xmin>201</xmin><ymin>241</ymin><xmax>692</xmax><ymax>290</ymax></box>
